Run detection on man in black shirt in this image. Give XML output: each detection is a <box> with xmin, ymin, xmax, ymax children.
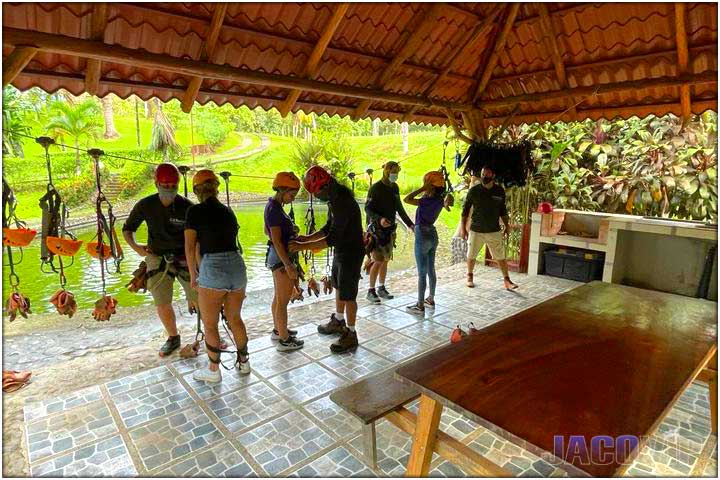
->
<box><xmin>460</xmin><ymin>166</ymin><xmax>518</xmax><ymax>291</ymax></box>
<box><xmin>290</xmin><ymin>166</ymin><xmax>364</xmax><ymax>354</ymax></box>
<box><xmin>122</xmin><ymin>163</ymin><xmax>197</xmax><ymax>357</ymax></box>
<box><xmin>364</xmin><ymin>161</ymin><xmax>414</xmax><ymax>303</ymax></box>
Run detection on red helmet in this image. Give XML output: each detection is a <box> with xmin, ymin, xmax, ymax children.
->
<box><xmin>154</xmin><ymin>163</ymin><xmax>180</xmax><ymax>185</ymax></box>
<box><xmin>303</xmin><ymin>165</ymin><xmax>332</xmax><ymax>194</ymax></box>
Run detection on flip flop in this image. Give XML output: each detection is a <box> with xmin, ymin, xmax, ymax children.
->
<box><xmin>3</xmin><ymin>370</ymin><xmax>31</xmax><ymax>383</ymax></box>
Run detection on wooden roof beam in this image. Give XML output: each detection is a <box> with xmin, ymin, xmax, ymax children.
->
<box><xmin>536</xmin><ymin>2</ymin><xmax>576</xmax><ymax>119</ymax></box>
<box><xmin>279</xmin><ymin>3</ymin><xmax>349</xmax><ymax>117</ymax></box>
<box><xmin>84</xmin><ymin>2</ymin><xmax>108</xmax><ymax>96</ymax></box>
<box><xmin>3</xmin><ymin>27</ymin><xmax>471</xmax><ymax>111</ymax></box>
<box><xmin>181</xmin><ymin>3</ymin><xmax>227</xmax><ymax>113</ymax></box>
<box><xmin>3</xmin><ymin>46</ymin><xmax>38</xmax><ymax>87</ymax></box>
<box><xmin>674</xmin><ymin>3</ymin><xmax>692</xmax><ymax>122</ymax></box>
<box><xmin>473</xmin><ymin>3</ymin><xmax>520</xmax><ymax>103</ymax></box>
<box><xmin>353</xmin><ymin>3</ymin><xmax>440</xmax><ymax>120</ymax></box>
<box><xmin>478</xmin><ymin>70</ymin><xmax>716</xmax><ymax>110</ymax></box>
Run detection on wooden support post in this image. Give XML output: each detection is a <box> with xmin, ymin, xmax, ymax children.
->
<box><xmin>2</xmin><ymin>46</ymin><xmax>38</xmax><ymax>87</ymax></box>
<box><xmin>362</xmin><ymin>423</ymin><xmax>378</xmax><ymax>469</ymax></box>
<box><xmin>386</xmin><ymin>407</ymin><xmax>512</xmax><ymax>477</ymax></box>
<box><xmin>473</xmin><ymin>3</ymin><xmax>520</xmax><ymax>103</ymax></box>
<box><xmin>405</xmin><ymin>394</ymin><xmax>443</xmax><ymax>477</ymax></box>
<box><xmin>279</xmin><ymin>3</ymin><xmax>349</xmax><ymax>117</ymax></box>
<box><xmin>674</xmin><ymin>3</ymin><xmax>692</xmax><ymax>123</ymax></box>
<box><xmin>181</xmin><ymin>3</ymin><xmax>227</xmax><ymax>113</ymax></box>
<box><xmin>536</xmin><ymin>3</ymin><xmax>576</xmax><ymax>119</ymax></box>
<box><xmin>85</xmin><ymin>3</ymin><xmax>108</xmax><ymax>96</ymax></box>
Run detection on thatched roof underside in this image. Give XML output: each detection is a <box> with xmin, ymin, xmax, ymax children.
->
<box><xmin>2</xmin><ymin>2</ymin><xmax>718</xmax><ymax>127</ymax></box>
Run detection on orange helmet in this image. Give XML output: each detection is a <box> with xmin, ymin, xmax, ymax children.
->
<box><xmin>424</xmin><ymin>171</ymin><xmax>444</xmax><ymax>188</ymax></box>
<box><xmin>86</xmin><ymin>242</ymin><xmax>112</xmax><ymax>260</ymax></box>
<box><xmin>2</xmin><ymin>227</ymin><xmax>37</xmax><ymax>247</ymax></box>
<box><xmin>46</xmin><ymin>237</ymin><xmax>83</xmax><ymax>256</ymax></box>
<box><xmin>193</xmin><ymin>169</ymin><xmax>219</xmax><ymax>187</ymax></box>
<box><xmin>273</xmin><ymin>172</ymin><xmax>301</xmax><ymax>191</ymax></box>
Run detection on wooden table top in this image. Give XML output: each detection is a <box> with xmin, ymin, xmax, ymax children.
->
<box><xmin>395</xmin><ymin>282</ymin><xmax>717</xmax><ymax>477</ymax></box>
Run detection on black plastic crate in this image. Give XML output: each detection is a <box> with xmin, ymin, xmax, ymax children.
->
<box><xmin>544</xmin><ymin>248</ymin><xmax>604</xmax><ymax>283</ymax></box>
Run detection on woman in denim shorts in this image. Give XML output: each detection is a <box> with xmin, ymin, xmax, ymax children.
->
<box><xmin>184</xmin><ymin>169</ymin><xmax>250</xmax><ymax>384</ymax></box>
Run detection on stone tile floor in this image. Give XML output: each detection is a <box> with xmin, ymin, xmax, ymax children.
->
<box><xmin>21</xmin><ymin>269</ymin><xmax>718</xmax><ymax>477</ymax></box>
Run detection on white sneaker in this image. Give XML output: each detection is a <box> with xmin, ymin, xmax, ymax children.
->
<box><xmin>237</xmin><ymin>356</ymin><xmax>251</xmax><ymax>375</ymax></box>
<box><xmin>193</xmin><ymin>365</ymin><xmax>222</xmax><ymax>383</ymax></box>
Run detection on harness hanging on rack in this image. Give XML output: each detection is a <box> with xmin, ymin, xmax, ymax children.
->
<box><xmin>3</xmin><ymin>177</ymin><xmax>33</xmax><ymax>321</ymax></box>
<box><xmin>36</xmin><ymin>136</ymin><xmax>79</xmax><ymax>317</ymax></box>
<box><xmin>87</xmin><ymin>149</ymin><xmax>120</xmax><ymax>321</ymax></box>
<box><xmin>177</xmin><ymin>165</ymin><xmax>191</xmax><ymax>198</ymax></box>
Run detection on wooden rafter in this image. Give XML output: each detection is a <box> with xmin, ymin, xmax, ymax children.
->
<box><xmin>279</xmin><ymin>3</ymin><xmax>349</xmax><ymax>117</ymax></box>
<box><xmin>674</xmin><ymin>2</ymin><xmax>692</xmax><ymax>122</ymax></box>
<box><xmin>443</xmin><ymin>108</ymin><xmax>474</xmax><ymax>144</ymax></box>
<box><xmin>473</xmin><ymin>3</ymin><xmax>520</xmax><ymax>103</ymax></box>
<box><xmin>353</xmin><ymin>3</ymin><xmax>440</xmax><ymax>120</ymax></box>
<box><xmin>478</xmin><ymin>70</ymin><xmax>716</xmax><ymax>109</ymax></box>
<box><xmin>536</xmin><ymin>2</ymin><xmax>576</xmax><ymax>119</ymax></box>
<box><xmin>3</xmin><ymin>27</ymin><xmax>470</xmax><ymax>111</ymax></box>
<box><xmin>180</xmin><ymin>3</ymin><xmax>227</xmax><ymax>113</ymax></box>
<box><xmin>2</xmin><ymin>46</ymin><xmax>38</xmax><ymax>87</ymax></box>
<box><xmin>84</xmin><ymin>2</ymin><xmax>108</xmax><ymax>95</ymax></box>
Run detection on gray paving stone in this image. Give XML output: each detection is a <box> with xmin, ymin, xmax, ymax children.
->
<box><xmin>304</xmin><ymin>394</ymin><xmax>364</xmax><ymax>441</ymax></box>
<box><xmin>207</xmin><ymin>382</ymin><xmax>292</xmax><ymax>433</ymax></box>
<box><xmin>26</xmin><ymin>400</ymin><xmax>118</xmax><ymax>463</ymax></box>
<box><xmin>268</xmin><ymin>362</ymin><xmax>346</xmax><ymax>404</ymax></box>
<box><xmin>292</xmin><ymin>446</ymin><xmax>376</xmax><ymax>477</ymax></box>
<box><xmin>30</xmin><ymin>435</ymin><xmax>136</xmax><ymax>477</ymax></box>
<box><xmin>249</xmin><ymin>348</ymin><xmax>311</xmax><ymax>378</ymax></box>
<box><xmin>397</xmin><ymin>321</ymin><xmax>453</xmax><ymax>347</ymax></box>
<box><xmin>150</xmin><ymin>440</ymin><xmax>258</xmax><ymax>477</ymax></box>
<box><xmin>627</xmin><ymin>437</ymin><xmax>698</xmax><ymax>476</ymax></box>
<box><xmin>364</xmin><ymin>309</ymin><xmax>422</xmax><ymax>330</ymax></box>
<box><xmin>654</xmin><ymin>406</ymin><xmax>713</xmax><ymax>455</ymax></box>
<box><xmin>363</xmin><ymin>331</ymin><xmax>431</xmax><ymax>363</ymax></box>
<box><xmin>24</xmin><ymin>385</ymin><xmax>102</xmax><ymax>423</ymax></box>
<box><xmin>237</xmin><ymin>409</ymin><xmax>335</xmax><ymax>476</ymax></box>
<box><xmin>183</xmin><ymin>370</ymin><xmax>259</xmax><ymax>400</ymax></box>
<box><xmin>111</xmin><ymin>378</ymin><xmax>194</xmax><ymax>428</ymax></box>
<box><xmin>105</xmin><ymin>366</ymin><xmax>174</xmax><ymax>396</ymax></box>
<box><xmin>128</xmin><ymin>406</ymin><xmax>224</xmax><ymax>471</ymax></box>
<box><xmin>319</xmin><ymin>346</ymin><xmax>392</xmax><ymax>381</ymax></box>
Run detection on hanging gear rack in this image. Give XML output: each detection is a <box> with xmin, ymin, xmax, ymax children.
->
<box><xmin>87</xmin><ymin>149</ymin><xmax>120</xmax><ymax>321</ymax></box>
<box><xmin>3</xmin><ymin>177</ymin><xmax>35</xmax><ymax>321</ymax></box>
<box><xmin>36</xmin><ymin>136</ymin><xmax>80</xmax><ymax>318</ymax></box>
<box><xmin>178</xmin><ymin>165</ymin><xmax>191</xmax><ymax>198</ymax></box>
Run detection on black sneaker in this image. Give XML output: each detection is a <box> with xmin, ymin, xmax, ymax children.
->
<box><xmin>318</xmin><ymin>314</ymin><xmax>346</xmax><ymax>335</ymax></box>
<box><xmin>159</xmin><ymin>335</ymin><xmax>181</xmax><ymax>357</ymax></box>
<box><xmin>271</xmin><ymin>328</ymin><xmax>298</xmax><ymax>341</ymax></box>
<box><xmin>330</xmin><ymin>328</ymin><xmax>358</xmax><ymax>353</ymax></box>
<box><xmin>366</xmin><ymin>289</ymin><xmax>381</xmax><ymax>304</ymax></box>
<box><xmin>406</xmin><ymin>303</ymin><xmax>425</xmax><ymax>315</ymax></box>
<box><xmin>277</xmin><ymin>335</ymin><xmax>304</xmax><ymax>352</ymax></box>
<box><xmin>377</xmin><ymin>286</ymin><xmax>394</xmax><ymax>300</ymax></box>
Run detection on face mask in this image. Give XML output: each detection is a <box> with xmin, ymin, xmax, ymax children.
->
<box><xmin>482</xmin><ymin>176</ymin><xmax>493</xmax><ymax>185</ymax></box>
<box><xmin>388</xmin><ymin>173</ymin><xmax>399</xmax><ymax>183</ymax></box>
<box><xmin>158</xmin><ymin>186</ymin><xmax>178</xmax><ymax>202</ymax></box>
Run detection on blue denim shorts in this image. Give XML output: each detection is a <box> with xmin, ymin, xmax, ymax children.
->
<box><xmin>198</xmin><ymin>251</ymin><xmax>248</xmax><ymax>291</ymax></box>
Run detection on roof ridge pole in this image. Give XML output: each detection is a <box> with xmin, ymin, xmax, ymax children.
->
<box><xmin>674</xmin><ymin>3</ymin><xmax>692</xmax><ymax>124</ymax></box>
<box><xmin>85</xmin><ymin>2</ymin><xmax>108</xmax><ymax>96</ymax></box>
<box><xmin>181</xmin><ymin>3</ymin><xmax>228</xmax><ymax>113</ymax></box>
<box><xmin>352</xmin><ymin>3</ymin><xmax>441</xmax><ymax>120</ymax></box>
<box><xmin>536</xmin><ymin>2</ymin><xmax>577</xmax><ymax>121</ymax></box>
<box><xmin>278</xmin><ymin>3</ymin><xmax>349</xmax><ymax>118</ymax></box>
<box><xmin>472</xmin><ymin>3</ymin><xmax>520</xmax><ymax>104</ymax></box>
<box><xmin>2</xmin><ymin>46</ymin><xmax>38</xmax><ymax>87</ymax></box>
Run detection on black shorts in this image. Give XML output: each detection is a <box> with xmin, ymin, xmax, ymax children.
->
<box><xmin>331</xmin><ymin>254</ymin><xmax>363</xmax><ymax>302</ymax></box>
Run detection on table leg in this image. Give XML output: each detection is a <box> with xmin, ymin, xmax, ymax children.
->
<box><xmin>405</xmin><ymin>394</ymin><xmax>443</xmax><ymax>477</ymax></box>
<box><xmin>362</xmin><ymin>423</ymin><xmax>377</xmax><ymax>469</ymax></box>
<box><xmin>709</xmin><ymin>371</ymin><xmax>717</xmax><ymax>435</ymax></box>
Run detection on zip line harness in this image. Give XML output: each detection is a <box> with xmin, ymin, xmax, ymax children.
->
<box><xmin>178</xmin><ymin>165</ymin><xmax>191</xmax><ymax>198</ymax></box>
<box><xmin>87</xmin><ymin>149</ymin><xmax>122</xmax><ymax>321</ymax></box>
<box><xmin>303</xmin><ymin>195</ymin><xmax>320</xmax><ymax>299</ymax></box>
<box><xmin>37</xmin><ymin>137</ymin><xmax>80</xmax><ymax>318</ymax></box>
<box><xmin>3</xmin><ymin>177</ymin><xmax>35</xmax><ymax>321</ymax></box>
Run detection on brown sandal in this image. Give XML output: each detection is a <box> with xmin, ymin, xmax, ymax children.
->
<box><xmin>2</xmin><ymin>370</ymin><xmax>31</xmax><ymax>393</ymax></box>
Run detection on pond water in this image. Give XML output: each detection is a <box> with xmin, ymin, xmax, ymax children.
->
<box><xmin>3</xmin><ymin>202</ymin><xmax>462</xmax><ymax>314</ymax></box>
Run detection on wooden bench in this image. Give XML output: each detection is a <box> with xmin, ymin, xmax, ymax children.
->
<box><xmin>330</xmin><ymin>367</ymin><xmax>420</xmax><ymax>468</ymax></box>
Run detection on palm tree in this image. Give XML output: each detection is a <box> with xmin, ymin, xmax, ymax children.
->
<box><xmin>46</xmin><ymin>99</ymin><xmax>102</xmax><ymax>175</ymax></box>
<box><xmin>101</xmin><ymin>94</ymin><xmax>120</xmax><ymax>139</ymax></box>
<box><xmin>149</xmin><ymin>99</ymin><xmax>180</xmax><ymax>160</ymax></box>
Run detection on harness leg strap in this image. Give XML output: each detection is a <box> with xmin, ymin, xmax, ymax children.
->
<box><xmin>205</xmin><ymin>342</ymin><xmax>223</xmax><ymax>364</ymax></box>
